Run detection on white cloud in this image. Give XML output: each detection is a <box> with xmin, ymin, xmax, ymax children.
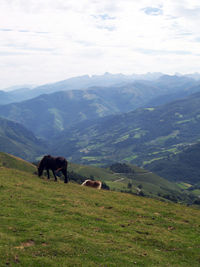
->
<box><xmin>0</xmin><ymin>0</ymin><xmax>200</xmax><ymax>88</ymax></box>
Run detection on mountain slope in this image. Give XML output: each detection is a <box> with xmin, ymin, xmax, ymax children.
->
<box><xmin>0</xmin><ymin>90</ymin><xmax>118</xmax><ymax>138</ymax></box>
<box><xmin>0</xmin><ymin>152</ymin><xmax>195</xmax><ymax>203</ymax></box>
<box><xmin>0</xmin><ymin>117</ymin><xmax>46</xmax><ymax>161</ymax></box>
<box><xmin>1</xmin><ymin>160</ymin><xmax>200</xmax><ymax>266</ymax></box>
<box><xmin>146</xmin><ymin>142</ymin><xmax>200</xmax><ymax>184</ymax></box>
<box><xmin>51</xmin><ymin>91</ymin><xmax>200</xmax><ymax>168</ymax></box>
<box><xmin>0</xmin><ymin>82</ymin><xmax>163</xmax><ymax>139</ymax></box>
<box><xmin>0</xmin><ymin>75</ymin><xmax>199</xmax><ymax>139</ymax></box>
<box><xmin>0</xmin><ymin>90</ymin><xmax>14</xmax><ymax>105</ymax></box>
<box><xmin>69</xmin><ymin>162</ymin><xmax>195</xmax><ymax>204</ymax></box>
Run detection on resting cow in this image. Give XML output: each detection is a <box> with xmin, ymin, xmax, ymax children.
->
<box><xmin>81</xmin><ymin>179</ymin><xmax>102</xmax><ymax>189</ymax></box>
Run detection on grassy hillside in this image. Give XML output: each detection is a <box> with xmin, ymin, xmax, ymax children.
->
<box><xmin>1</xmin><ymin>151</ymin><xmax>197</xmax><ymax>204</ymax></box>
<box><xmin>1</xmin><ymin>163</ymin><xmax>200</xmax><ymax>266</ymax></box>
<box><xmin>68</xmin><ymin>162</ymin><xmax>194</xmax><ymax>203</ymax></box>
<box><xmin>0</xmin><ymin>152</ymin><xmax>36</xmax><ymax>173</ymax></box>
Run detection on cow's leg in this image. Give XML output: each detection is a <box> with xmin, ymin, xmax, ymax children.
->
<box><xmin>47</xmin><ymin>169</ymin><xmax>50</xmax><ymax>179</ymax></box>
<box><xmin>62</xmin><ymin>168</ymin><xmax>68</xmax><ymax>183</ymax></box>
<box><xmin>52</xmin><ymin>170</ymin><xmax>57</xmax><ymax>181</ymax></box>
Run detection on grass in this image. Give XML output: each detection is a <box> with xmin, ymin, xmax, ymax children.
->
<box><xmin>1</xmin><ymin>160</ymin><xmax>200</xmax><ymax>266</ymax></box>
<box><xmin>176</xmin><ymin>183</ymin><xmax>192</xmax><ymax>190</ymax></box>
<box><xmin>0</xmin><ymin>152</ymin><xmax>36</xmax><ymax>173</ymax></box>
<box><xmin>69</xmin><ymin>162</ymin><xmax>193</xmax><ymax>203</ymax></box>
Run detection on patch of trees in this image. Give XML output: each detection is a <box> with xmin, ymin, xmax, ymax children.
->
<box><xmin>110</xmin><ymin>163</ymin><xmax>134</xmax><ymax>174</ymax></box>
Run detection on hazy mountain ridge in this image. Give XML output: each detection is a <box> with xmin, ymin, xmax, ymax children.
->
<box><xmin>0</xmin><ymin>73</ymin><xmax>199</xmax><ymax>106</ymax></box>
<box><xmin>0</xmin><ymin>75</ymin><xmax>199</xmax><ymax>139</ymax></box>
<box><xmin>0</xmin><ymin>72</ymin><xmax>163</xmax><ymax>104</ymax></box>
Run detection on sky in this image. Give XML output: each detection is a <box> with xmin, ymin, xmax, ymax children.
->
<box><xmin>1</xmin><ymin>0</ymin><xmax>200</xmax><ymax>89</ymax></box>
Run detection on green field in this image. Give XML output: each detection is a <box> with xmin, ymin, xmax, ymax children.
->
<box><xmin>0</xmin><ymin>154</ymin><xmax>200</xmax><ymax>266</ymax></box>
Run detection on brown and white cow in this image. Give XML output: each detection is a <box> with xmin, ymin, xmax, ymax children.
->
<box><xmin>81</xmin><ymin>179</ymin><xmax>102</xmax><ymax>189</ymax></box>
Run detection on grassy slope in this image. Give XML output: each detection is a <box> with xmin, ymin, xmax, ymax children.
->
<box><xmin>0</xmin><ymin>152</ymin><xmax>185</xmax><ymax>200</ymax></box>
<box><xmin>1</xmin><ymin>161</ymin><xmax>200</xmax><ymax>266</ymax></box>
<box><xmin>0</xmin><ymin>152</ymin><xmax>36</xmax><ymax>173</ymax></box>
<box><xmin>69</xmin><ymin>162</ymin><xmax>190</xmax><ymax>203</ymax></box>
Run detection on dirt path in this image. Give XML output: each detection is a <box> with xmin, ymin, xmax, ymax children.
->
<box><xmin>113</xmin><ymin>178</ymin><xmax>125</xmax><ymax>182</ymax></box>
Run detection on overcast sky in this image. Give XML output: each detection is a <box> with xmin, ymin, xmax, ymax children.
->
<box><xmin>1</xmin><ymin>0</ymin><xmax>200</xmax><ymax>89</ymax></box>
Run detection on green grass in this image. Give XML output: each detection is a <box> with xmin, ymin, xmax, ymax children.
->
<box><xmin>0</xmin><ymin>152</ymin><xmax>36</xmax><ymax>173</ymax></box>
<box><xmin>176</xmin><ymin>183</ymin><xmax>192</xmax><ymax>190</ymax></box>
<box><xmin>191</xmin><ymin>189</ymin><xmax>200</xmax><ymax>196</ymax></box>
<box><xmin>69</xmin><ymin>162</ymin><xmax>193</xmax><ymax>203</ymax></box>
<box><xmin>1</xmin><ymin>157</ymin><xmax>200</xmax><ymax>266</ymax></box>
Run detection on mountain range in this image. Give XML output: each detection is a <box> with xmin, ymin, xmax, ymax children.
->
<box><xmin>1</xmin><ymin>73</ymin><xmax>200</xmax><ymax>187</ymax></box>
<box><xmin>0</xmin><ymin>72</ymin><xmax>199</xmax><ymax>105</ymax></box>
<box><xmin>0</xmin><ymin>74</ymin><xmax>200</xmax><ymax>139</ymax></box>
<box><xmin>0</xmin><ymin>72</ymin><xmax>163</xmax><ymax>105</ymax></box>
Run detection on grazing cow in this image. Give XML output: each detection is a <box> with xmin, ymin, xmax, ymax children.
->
<box><xmin>38</xmin><ymin>155</ymin><xmax>68</xmax><ymax>183</ymax></box>
<box><xmin>81</xmin><ymin>179</ymin><xmax>102</xmax><ymax>189</ymax></box>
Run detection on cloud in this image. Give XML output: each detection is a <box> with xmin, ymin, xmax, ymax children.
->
<box><xmin>92</xmin><ymin>14</ymin><xmax>116</xmax><ymax>20</ymax></box>
<box><xmin>1</xmin><ymin>0</ymin><xmax>200</xmax><ymax>88</ymax></box>
<box><xmin>0</xmin><ymin>28</ymin><xmax>13</xmax><ymax>32</ymax></box>
<box><xmin>142</xmin><ymin>7</ymin><xmax>163</xmax><ymax>16</ymax></box>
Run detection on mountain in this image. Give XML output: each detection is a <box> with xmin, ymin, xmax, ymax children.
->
<box><xmin>146</xmin><ymin>142</ymin><xmax>200</xmax><ymax>184</ymax></box>
<box><xmin>2</xmin><ymin>84</ymin><xmax>35</xmax><ymax>91</ymax></box>
<box><xmin>1</xmin><ymin>154</ymin><xmax>200</xmax><ymax>266</ymax></box>
<box><xmin>0</xmin><ymin>90</ymin><xmax>118</xmax><ymax>139</ymax></box>
<box><xmin>0</xmin><ymin>73</ymin><xmax>163</xmax><ymax>104</ymax></box>
<box><xmin>1</xmin><ymin>75</ymin><xmax>199</xmax><ymax>139</ymax></box>
<box><xmin>0</xmin><ymin>82</ymin><xmax>168</xmax><ymax>139</ymax></box>
<box><xmin>0</xmin><ymin>90</ymin><xmax>14</xmax><ymax>105</ymax></box>
<box><xmin>50</xmin><ymin>91</ymin><xmax>200</xmax><ymax>170</ymax></box>
<box><xmin>0</xmin><ymin>117</ymin><xmax>46</xmax><ymax>161</ymax></box>
<box><xmin>1</xmin><ymin>73</ymin><xmax>199</xmax><ymax>105</ymax></box>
